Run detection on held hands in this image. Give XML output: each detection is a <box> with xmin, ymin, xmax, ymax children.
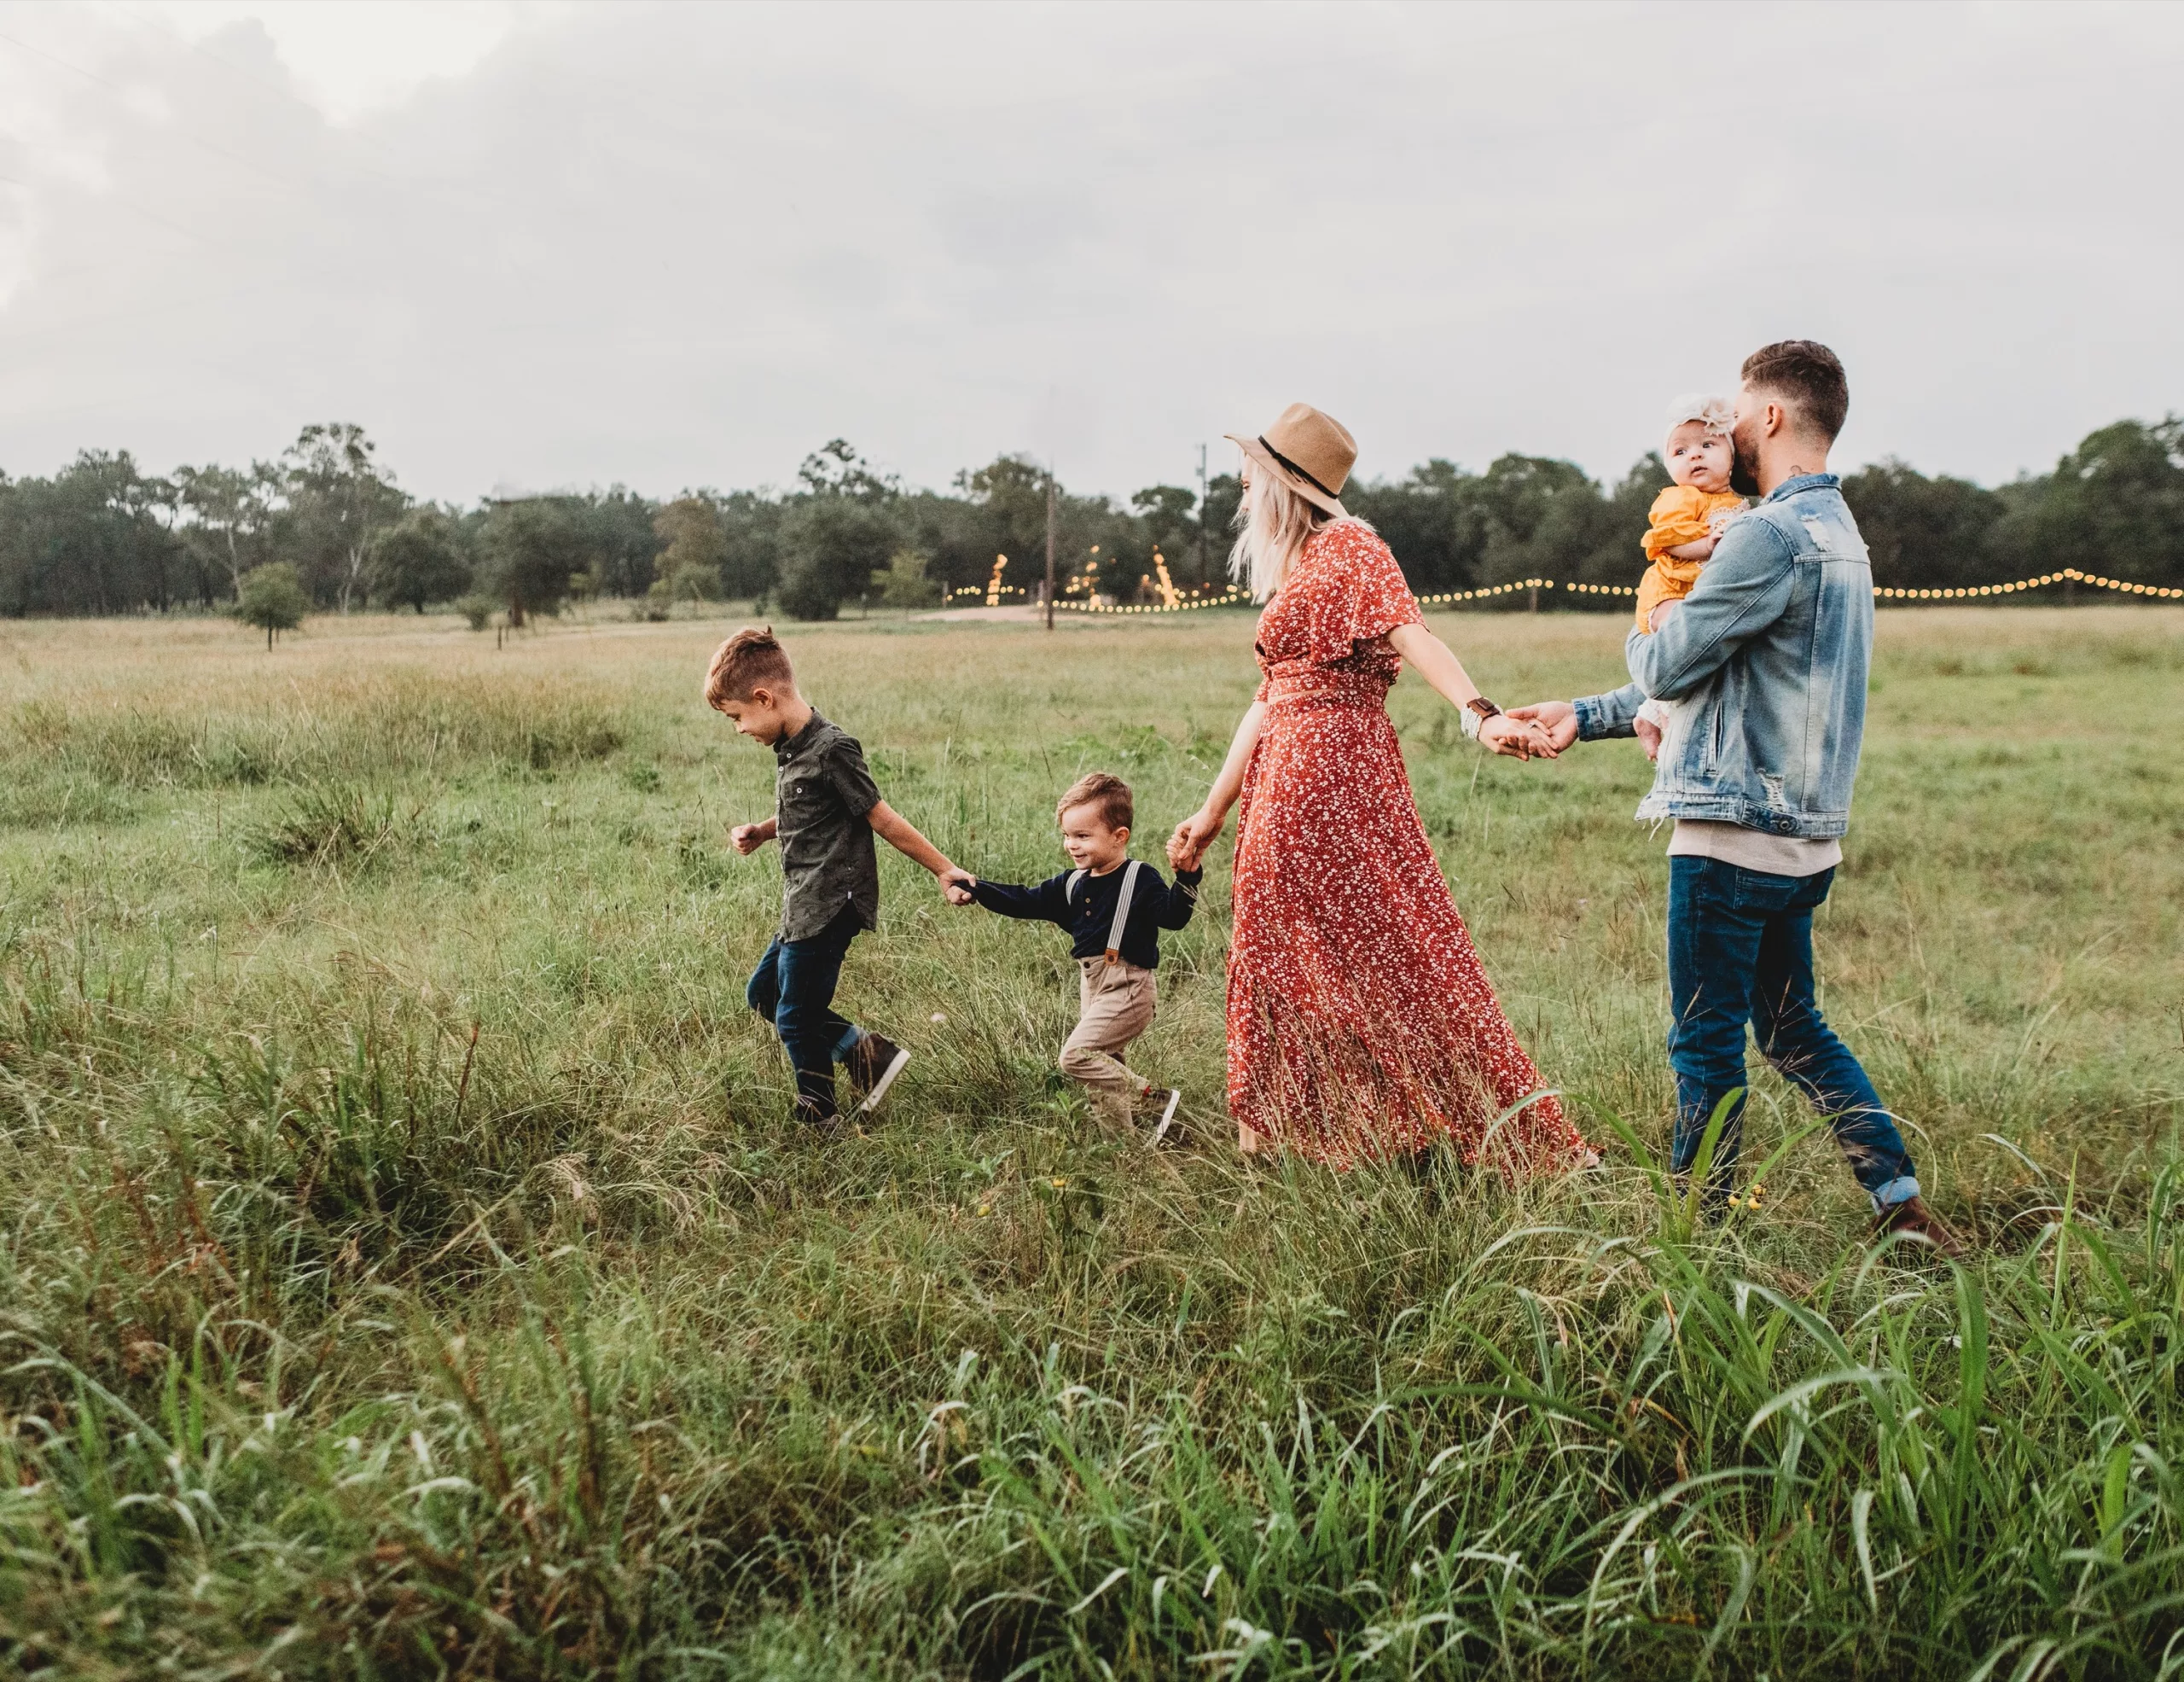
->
<box><xmin>728</xmin><ymin>820</ymin><xmax>775</xmax><ymax>856</ymax></box>
<box><xmin>937</xmin><ymin>864</ymin><xmax>977</xmax><ymax>907</ymax></box>
<box><xmin>1478</xmin><ymin>713</ymin><xmax>1559</xmax><ymax>760</ymax></box>
<box><xmin>1504</xmin><ymin>700</ymin><xmax>1580</xmax><ymax>754</ymax></box>
<box><xmin>1167</xmin><ymin>807</ymin><xmax>1223</xmax><ymax>873</ymax></box>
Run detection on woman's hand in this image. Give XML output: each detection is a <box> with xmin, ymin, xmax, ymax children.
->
<box><xmin>1479</xmin><ymin>713</ymin><xmax>1557</xmax><ymax>760</ymax></box>
<box><xmin>1168</xmin><ymin>807</ymin><xmax>1226</xmax><ymax>871</ymax></box>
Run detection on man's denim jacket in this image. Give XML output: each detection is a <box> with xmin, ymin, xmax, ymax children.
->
<box><xmin>1574</xmin><ymin>474</ymin><xmax>1871</xmax><ymax>839</ymax></box>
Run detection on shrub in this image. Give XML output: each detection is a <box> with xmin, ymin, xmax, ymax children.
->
<box><xmin>878</xmin><ymin>547</ymin><xmax>942</xmax><ymax>608</ymax></box>
<box><xmin>247</xmin><ymin>784</ymin><xmax>404</xmax><ymax>868</ymax></box>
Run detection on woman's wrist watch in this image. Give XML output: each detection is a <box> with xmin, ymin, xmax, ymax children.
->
<box><xmin>1461</xmin><ymin>696</ymin><xmax>1502</xmax><ymax>740</ymax></box>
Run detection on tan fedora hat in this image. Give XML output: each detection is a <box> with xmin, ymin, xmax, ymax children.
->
<box><xmin>1225</xmin><ymin>403</ymin><xmax>1355</xmax><ymax>519</ymax></box>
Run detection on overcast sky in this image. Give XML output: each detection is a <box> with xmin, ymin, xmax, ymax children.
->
<box><xmin>2</xmin><ymin>1</ymin><xmax>2180</xmax><ymax>504</ymax></box>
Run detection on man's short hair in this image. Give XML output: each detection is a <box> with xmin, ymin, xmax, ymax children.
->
<box><xmin>705</xmin><ymin>626</ymin><xmax>796</xmax><ymax>708</ymax></box>
<box><xmin>1056</xmin><ymin>771</ymin><xmax>1132</xmax><ymax>833</ymax></box>
<box><xmin>1740</xmin><ymin>340</ymin><xmax>1850</xmax><ymax>443</ymax></box>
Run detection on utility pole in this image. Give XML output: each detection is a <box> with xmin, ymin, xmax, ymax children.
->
<box><xmin>1044</xmin><ymin>469</ymin><xmax>1058</xmax><ymax>631</ymax></box>
<box><xmin>1196</xmin><ymin>442</ymin><xmax>1209</xmax><ymax>589</ymax></box>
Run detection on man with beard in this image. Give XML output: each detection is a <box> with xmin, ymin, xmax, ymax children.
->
<box><xmin>1510</xmin><ymin>341</ymin><xmax>1960</xmax><ymax>1252</ymax></box>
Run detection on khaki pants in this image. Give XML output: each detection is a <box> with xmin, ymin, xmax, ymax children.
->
<box><xmin>1059</xmin><ymin>957</ymin><xmax>1156</xmax><ymax>1126</ymax></box>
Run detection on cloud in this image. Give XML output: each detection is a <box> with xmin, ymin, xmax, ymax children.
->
<box><xmin>117</xmin><ymin>0</ymin><xmax>540</xmax><ymax>123</ymax></box>
<box><xmin>0</xmin><ymin>0</ymin><xmax>2179</xmax><ymax>504</ymax></box>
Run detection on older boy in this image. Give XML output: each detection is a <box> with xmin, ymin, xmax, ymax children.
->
<box><xmin>956</xmin><ymin>772</ymin><xmax>1199</xmax><ymax>1139</ymax></box>
<box><xmin>707</xmin><ymin>626</ymin><xmax>969</xmax><ymax>1131</ymax></box>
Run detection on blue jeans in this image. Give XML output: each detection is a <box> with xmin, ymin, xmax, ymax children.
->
<box><xmin>746</xmin><ymin>905</ymin><xmax>867</xmax><ymax>1119</ymax></box>
<box><xmin>1666</xmin><ymin>857</ymin><xmax>1918</xmax><ymax>1213</ymax></box>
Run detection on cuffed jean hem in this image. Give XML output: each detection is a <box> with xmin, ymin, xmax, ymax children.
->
<box><xmin>832</xmin><ymin>1025</ymin><xmax>865</xmax><ymax>1062</ymax></box>
<box><xmin>1868</xmin><ymin>1175</ymin><xmax>1921</xmax><ymax>1213</ymax></box>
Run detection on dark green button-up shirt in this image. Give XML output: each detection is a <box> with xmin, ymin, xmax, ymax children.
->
<box><xmin>773</xmin><ymin>711</ymin><xmax>882</xmax><ymax>941</ymax></box>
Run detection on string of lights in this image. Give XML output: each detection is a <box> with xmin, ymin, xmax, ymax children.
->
<box><xmin>1054</xmin><ymin>566</ymin><xmax>2183</xmax><ymax>614</ymax></box>
<box><xmin>1060</xmin><ymin>586</ymin><xmax>1250</xmax><ymax>615</ymax></box>
<box><xmin>1063</xmin><ymin>578</ymin><xmax>1650</xmax><ymax>614</ymax></box>
<box><xmin>1872</xmin><ymin>567</ymin><xmax>2184</xmax><ymax>601</ymax></box>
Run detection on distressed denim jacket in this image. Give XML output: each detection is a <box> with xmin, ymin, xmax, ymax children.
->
<box><xmin>1574</xmin><ymin>474</ymin><xmax>1872</xmax><ymax>839</ymax></box>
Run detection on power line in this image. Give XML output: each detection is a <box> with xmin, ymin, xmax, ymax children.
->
<box><xmin>0</xmin><ymin>166</ymin><xmax>213</xmax><ymax>247</ymax></box>
<box><xmin>0</xmin><ymin>28</ymin><xmax>321</xmax><ymax>195</ymax></box>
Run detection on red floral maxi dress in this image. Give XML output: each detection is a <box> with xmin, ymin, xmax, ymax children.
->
<box><xmin>1226</xmin><ymin>520</ymin><xmax>1589</xmax><ymax>1171</ymax></box>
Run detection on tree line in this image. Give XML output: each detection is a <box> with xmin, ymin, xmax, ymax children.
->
<box><xmin>3</xmin><ymin>415</ymin><xmax>2179</xmax><ymax>622</ymax></box>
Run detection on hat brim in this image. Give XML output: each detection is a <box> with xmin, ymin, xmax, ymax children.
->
<box><xmin>1224</xmin><ymin>434</ymin><xmax>1347</xmax><ymax>520</ymax></box>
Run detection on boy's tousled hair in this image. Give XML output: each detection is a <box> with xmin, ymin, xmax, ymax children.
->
<box><xmin>1056</xmin><ymin>771</ymin><xmax>1132</xmax><ymax>833</ymax></box>
<box><xmin>705</xmin><ymin>626</ymin><xmax>797</xmax><ymax>708</ymax></box>
<box><xmin>1740</xmin><ymin>340</ymin><xmax>1850</xmax><ymax>444</ymax></box>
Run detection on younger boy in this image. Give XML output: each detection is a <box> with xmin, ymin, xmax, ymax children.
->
<box><xmin>707</xmin><ymin>626</ymin><xmax>970</xmax><ymax>1131</ymax></box>
<box><xmin>955</xmin><ymin>772</ymin><xmax>1200</xmax><ymax>1140</ymax></box>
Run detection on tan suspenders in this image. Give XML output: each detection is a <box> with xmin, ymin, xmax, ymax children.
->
<box><xmin>1066</xmin><ymin>860</ymin><xmax>1142</xmax><ymax>965</ymax></box>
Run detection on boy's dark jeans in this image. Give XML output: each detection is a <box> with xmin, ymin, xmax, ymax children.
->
<box><xmin>746</xmin><ymin>904</ymin><xmax>867</xmax><ymax>1119</ymax></box>
<box><xmin>1666</xmin><ymin>856</ymin><xmax>1919</xmax><ymax>1213</ymax></box>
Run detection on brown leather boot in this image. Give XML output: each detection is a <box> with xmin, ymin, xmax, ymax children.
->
<box><xmin>1873</xmin><ymin>1195</ymin><xmax>1966</xmax><ymax>1259</ymax></box>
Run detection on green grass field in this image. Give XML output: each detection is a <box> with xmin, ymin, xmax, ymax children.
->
<box><xmin>3</xmin><ymin>603</ymin><xmax>2181</xmax><ymax>1679</ymax></box>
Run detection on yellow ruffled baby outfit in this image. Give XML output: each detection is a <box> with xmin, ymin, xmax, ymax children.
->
<box><xmin>1635</xmin><ymin>485</ymin><xmax>1745</xmax><ymax>631</ymax></box>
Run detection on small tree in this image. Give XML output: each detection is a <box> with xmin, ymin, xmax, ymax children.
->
<box><xmin>877</xmin><ymin>547</ymin><xmax>940</xmax><ymax>608</ymax></box>
<box><xmin>235</xmin><ymin>562</ymin><xmax>309</xmax><ymax>649</ymax></box>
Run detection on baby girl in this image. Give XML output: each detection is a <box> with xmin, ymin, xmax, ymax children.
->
<box><xmin>1634</xmin><ymin>395</ymin><xmax>1746</xmax><ymax>759</ymax></box>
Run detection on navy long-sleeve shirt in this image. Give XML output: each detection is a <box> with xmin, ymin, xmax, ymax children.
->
<box><xmin>969</xmin><ymin>860</ymin><xmax>1202</xmax><ymax>969</ymax></box>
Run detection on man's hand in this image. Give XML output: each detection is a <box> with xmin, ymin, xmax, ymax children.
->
<box><xmin>1506</xmin><ymin>700</ymin><xmax>1579</xmax><ymax>753</ymax></box>
<box><xmin>1634</xmin><ymin>716</ymin><xmax>1663</xmax><ymax>762</ymax></box>
<box><xmin>938</xmin><ymin>864</ymin><xmax>977</xmax><ymax>906</ymax></box>
<box><xmin>729</xmin><ymin>818</ymin><xmax>776</xmax><ymax>855</ymax></box>
<box><xmin>1479</xmin><ymin>713</ymin><xmax>1557</xmax><ymax>760</ymax></box>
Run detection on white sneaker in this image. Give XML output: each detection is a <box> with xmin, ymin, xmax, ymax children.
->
<box><xmin>847</xmin><ymin>1032</ymin><xmax>911</xmax><ymax>1115</ymax></box>
<box><xmin>1149</xmin><ymin>1088</ymin><xmax>1182</xmax><ymax>1147</ymax></box>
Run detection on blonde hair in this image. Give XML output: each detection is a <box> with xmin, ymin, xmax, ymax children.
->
<box><xmin>1228</xmin><ymin>466</ymin><xmax>1335</xmax><ymax>601</ymax></box>
<box><xmin>1664</xmin><ymin>393</ymin><xmax>1735</xmax><ymax>445</ymax></box>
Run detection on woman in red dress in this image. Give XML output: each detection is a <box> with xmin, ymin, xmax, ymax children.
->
<box><xmin>1168</xmin><ymin>404</ymin><xmax>1592</xmax><ymax>1172</ymax></box>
